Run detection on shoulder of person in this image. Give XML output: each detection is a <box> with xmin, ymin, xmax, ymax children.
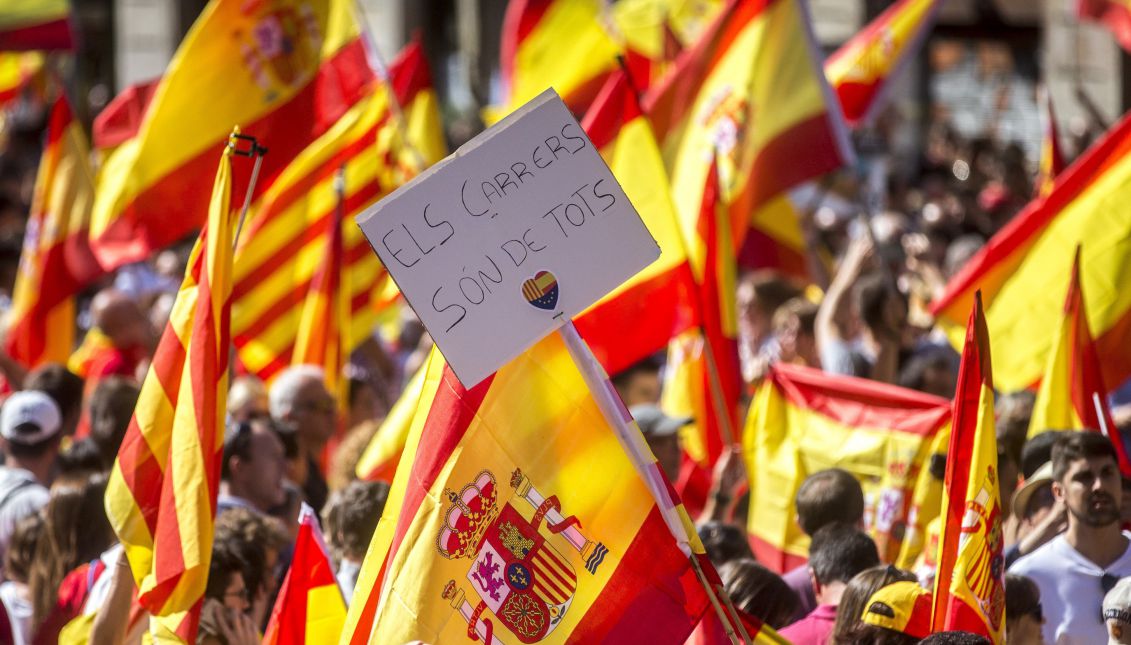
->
<box><xmin>1008</xmin><ymin>534</ymin><xmax>1066</xmax><ymax>575</ymax></box>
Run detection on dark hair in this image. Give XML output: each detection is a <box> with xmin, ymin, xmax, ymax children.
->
<box><xmin>831</xmin><ymin>565</ymin><xmax>917</xmax><ymax>645</ymax></box>
<box><xmin>610</xmin><ymin>354</ymin><xmax>663</xmax><ymax>391</ymax></box>
<box><xmin>809</xmin><ymin>523</ymin><xmax>880</xmax><ymax>585</ymax></box>
<box><xmin>896</xmin><ymin>349</ymin><xmax>956</xmax><ymax>398</ymax></box>
<box><xmin>918</xmin><ymin>632</ymin><xmax>992</xmax><ymax>645</ymax></box>
<box><xmin>1052</xmin><ymin>431</ymin><xmax>1118</xmax><ymax>481</ymax></box>
<box><xmin>57</xmin><ymin>438</ymin><xmax>105</xmax><ymax>476</ymax></box>
<box><xmin>221</xmin><ymin>418</ymin><xmax>276</xmax><ymax>480</ymax></box>
<box><xmin>213</xmin><ymin>507</ymin><xmax>289</xmax><ymax>601</ymax></box>
<box><xmin>323</xmin><ymin>480</ymin><xmax>390</xmax><ymax>559</ymax></box>
<box><xmin>796</xmin><ymin>469</ymin><xmax>865</xmax><ymax>535</ymax></box>
<box><xmin>5</xmin><ymin>513</ymin><xmax>42</xmax><ymax>584</ymax></box>
<box><xmin>5</xmin><ymin>428</ymin><xmax>61</xmax><ymax>460</ymax></box>
<box><xmin>25</xmin><ymin>364</ymin><xmax>84</xmax><ymax>430</ymax></box>
<box><xmin>89</xmin><ymin>376</ymin><xmax>140</xmax><ymax>468</ymax></box>
<box><xmin>1021</xmin><ymin>430</ymin><xmax>1065</xmax><ymax>479</ymax></box>
<box><xmin>742</xmin><ymin>271</ymin><xmax>803</xmax><ymax>319</ymax></box>
<box><xmin>719</xmin><ymin>559</ymin><xmax>799</xmax><ymax>630</ymax></box>
<box><xmin>853</xmin><ymin>273</ymin><xmax>903</xmax><ymax>330</ymax></box>
<box><xmin>1004</xmin><ymin>573</ymin><xmax>1041</xmax><ymax>626</ymax></box>
<box><xmin>205</xmin><ymin>537</ymin><xmax>247</xmax><ymax>602</ymax></box>
<box><xmin>698</xmin><ymin>521</ymin><xmax>754</xmax><ymax>569</ymax></box>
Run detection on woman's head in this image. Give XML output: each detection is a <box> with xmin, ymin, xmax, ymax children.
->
<box><xmin>832</xmin><ymin>565</ymin><xmax>917</xmax><ymax>644</ymax></box>
<box><xmin>719</xmin><ymin>558</ymin><xmax>799</xmax><ymax>630</ymax></box>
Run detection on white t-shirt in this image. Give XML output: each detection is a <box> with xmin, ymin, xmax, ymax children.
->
<box><xmin>1009</xmin><ymin>531</ymin><xmax>1131</xmax><ymax>645</ymax></box>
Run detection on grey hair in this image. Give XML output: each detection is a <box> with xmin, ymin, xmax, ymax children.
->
<box><xmin>268</xmin><ymin>365</ymin><xmax>326</xmax><ymax>418</ymax></box>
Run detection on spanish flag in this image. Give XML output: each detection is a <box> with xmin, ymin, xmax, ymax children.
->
<box><xmin>0</xmin><ymin>0</ymin><xmax>72</xmax><ymax>50</ymax></box>
<box><xmin>341</xmin><ymin>333</ymin><xmax>713</xmax><ymax>644</ymax></box>
<box><xmin>263</xmin><ymin>505</ymin><xmax>347</xmax><ymax>645</ymax></box>
<box><xmin>91</xmin><ymin>0</ymin><xmax>373</xmax><ymax>271</ymax></box>
<box><xmin>232</xmin><ymin>42</ymin><xmax>442</xmax><ymax>383</ymax></box>
<box><xmin>6</xmin><ymin>96</ymin><xmax>101</xmax><ymax>369</ymax></box>
<box><xmin>824</xmin><ymin>0</ymin><xmax>943</xmax><ymax>127</ymax></box>
<box><xmin>930</xmin><ymin>293</ymin><xmax>1005</xmax><ymax>643</ymax></box>
<box><xmin>1034</xmin><ymin>86</ymin><xmax>1066</xmax><ymax>198</ymax></box>
<box><xmin>1078</xmin><ymin>0</ymin><xmax>1131</xmax><ymax>51</ymax></box>
<box><xmin>645</xmin><ymin>0</ymin><xmax>853</xmax><ymax>276</ymax></box>
<box><xmin>499</xmin><ymin>0</ymin><xmax>621</xmax><ymax>115</ymax></box>
<box><xmin>609</xmin><ymin>0</ymin><xmax>725</xmax><ymax>89</ymax></box>
<box><xmin>1026</xmin><ymin>248</ymin><xmax>1131</xmax><ymax>473</ymax></box>
<box><xmin>0</xmin><ymin>51</ymin><xmax>43</xmax><ymax>108</ymax></box>
<box><xmin>931</xmin><ymin>111</ymin><xmax>1131</xmax><ymax>393</ymax></box>
<box><xmin>742</xmin><ymin>363</ymin><xmax>951</xmax><ymax>572</ymax></box>
<box><xmin>104</xmin><ymin>142</ymin><xmax>237</xmax><ymax>643</ymax></box>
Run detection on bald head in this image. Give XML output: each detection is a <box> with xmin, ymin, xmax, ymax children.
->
<box><xmin>91</xmin><ymin>289</ymin><xmax>151</xmax><ymax>349</ymax></box>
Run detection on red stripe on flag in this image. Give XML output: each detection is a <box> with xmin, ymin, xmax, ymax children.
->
<box><xmin>0</xmin><ymin>18</ymin><xmax>73</xmax><ymax>51</ymax></box>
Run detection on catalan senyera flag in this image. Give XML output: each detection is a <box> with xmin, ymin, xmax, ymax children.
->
<box><xmin>824</xmin><ymin>0</ymin><xmax>943</xmax><ymax>128</ymax></box>
<box><xmin>1078</xmin><ymin>0</ymin><xmax>1131</xmax><ymax>51</ymax></box>
<box><xmin>1026</xmin><ymin>249</ymin><xmax>1131</xmax><ymax>472</ymax></box>
<box><xmin>0</xmin><ymin>51</ymin><xmax>43</xmax><ymax>107</ymax></box>
<box><xmin>498</xmin><ymin>0</ymin><xmax>622</xmax><ymax>116</ymax></box>
<box><xmin>1035</xmin><ymin>86</ymin><xmax>1066</xmax><ymax>198</ymax></box>
<box><xmin>341</xmin><ymin>333</ymin><xmax>714</xmax><ymax>644</ymax></box>
<box><xmin>104</xmin><ymin>144</ymin><xmax>237</xmax><ymax>643</ymax></box>
<box><xmin>930</xmin><ymin>293</ymin><xmax>1005</xmax><ymax>642</ymax></box>
<box><xmin>232</xmin><ymin>41</ymin><xmax>443</xmax><ymax>383</ymax></box>
<box><xmin>0</xmin><ymin>0</ymin><xmax>72</xmax><ymax>50</ymax></box>
<box><xmin>742</xmin><ymin>363</ymin><xmax>951</xmax><ymax>572</ymax></box>
<box><xmin>91</xmin><ymin>0</ymin><xmax>374</xmax><ymax>271</ymax></box>
<box><xmin>6</xmin><ymin>96</ymin><xmax>101</xmax><ymax>369</ymax></box>
<box><xmin>645</xmin><ymin>0</ymin><xmax>853</xmax><ymax>276</ymax></box>
<box><xmin>574</xmin><ymin>69</ymin><xmax>698</xmax><ymax>375</ymax></box>
<box><xmin>263</xmin><ymin>505</ymin><xmax>347</xmax><ymax>645</ymax></box>
<box><xmin>931</xmin><ymin>111</ymin><xmax>1131</xmax><ymax>393</ymax></box>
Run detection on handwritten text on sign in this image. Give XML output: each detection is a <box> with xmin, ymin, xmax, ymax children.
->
<box><xmin>357</xmin><ymin>90</ymin><xmax>660</xmax><ymax>386</ymax></box>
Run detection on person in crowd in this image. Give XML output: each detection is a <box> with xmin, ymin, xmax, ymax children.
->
<box><xmin>327</xmin><ymin>375</ymin><xmax>387</xmax><ymax>491</ymax></box>
<box><xmin>1020</xmin><ymin>431</ymin><xmax>1063</xmax><ymax>480</ymax></box>
<box><xmin>1004</xmin><ymin>573</ymin><xmax>1045</xmax><ymax>645</ymax></box>
<box><xmin>834</xmin><ymin>580</ymin><xmax>932</xmax><ymax>644</ymax></box>
<box><xmin>629</xmin><ymin>404</ymin><xmax>687</xmax><ymax>484</ymax></box>
<box><xmin>1006</xmin><ymin>462</ymin><xmax>1064</xmax><ymax>568</ymax></box>
<box><xmin>831</xmin><ymin>565</ymin><xmax>918</xmax><ymax>645</ymax></box>
<box><xmin>323</xmin><ymin>480</ymin><xmax>389</xmax><ymax>602</ymax></box>
<box><xmin>771</xmin><ymin>297</ymin><xmax>820</xmax><ymax>370</ymax></box>
<box><xmin>198</xmin><ymin>538</ymin><xmax>262</xmax><ymax>645</ymax></box>
<box><xmin>781</xmin><ymin>523</ymin><xmax>881</xmax><ymax>644</ymax></box>
<box><xmin>1010</xmin><ymin>432</ymin><xmax>1131</xmax><ymax>644</ymax></box>
<box><xmin>896</xmin><ymin>347</ymin><xmax>957</xmax><ymax>399</ymax></box>
<box><xmin>228</xmin><ymin>376</ymin><xmax>269</xmax><ymax>424</ymax></box>
<box><xmin>697</xmin><ymin>521</ymin><xmax>755</xmax><ymax>570</ymax></box>
<box><xmin>612</xmin><ymin>355</ymin><xmax>663</xmax><ymax>408</ymax></box>
<box><xmin>28</xmin><ymin>473</ymin><xmax>113</xmax><ymax>642</ymax></box>
<box><xmin>737</xmin><ymin>271</ymin><xmax>803</xmax><ymax>383</ymax></box>
<box><xmin>719</xmin><ymin>558</ymin><xmax>799</xmax><ymax>630</ymax></box>
<box><xmin>1103</xmin><ymin>576</ymin><xmax>1131</xmax><ymax>645</ymax></box>
<box><xmin>918</xmin><ymin>633</ymin><xmax>992</xmax><ymax>644</ymax></box>
<box><xmin>84</xmin><ymin>288</ymin><xmax>154</xmax><ymax>384</ymax></box>
<box><xmin>218</xmin><ymin>418</ymin><xmax>288</xmax><ymax>516</ymax></box>
<box><xmin>269</xmin><ymin>365</ymin><xmax>336</xmax><ymax>513</ymax></box>
<box><xmin>1</xmin><ymin>514</ymin><xmax>40</xmax><ymax>645</ymax></box>
<box><xmin>783</xmin><ymin>468</ymin><xmax>866</xmax><ymax>620</ymax></box>
<box><xmin>23</xmin><ymin>364</ymin><xmax>83</xmax><ymax>438</ymax></box>
<box><xmin>0</xmin><ymin>391</ymin><xmax>60</xmax><ymax>565</ymax></box>
<box><xmin>213</xmin><ymin>507</ymin><xmax>290</xmax><ymax>629</ymax></box>
<box><xmin>87</xmin><ymin>376</ymin><xmax>140</xmax><ymax>470</ymax></box>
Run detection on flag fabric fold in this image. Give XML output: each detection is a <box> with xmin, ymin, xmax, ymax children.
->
<box><xmin>1034</xmin><ymin>86</ymin><xmax>1066</xmax><ymax>198</ymax></box>
<box><xmin>263</xmin><ymin>505</ymin><xmax>347</xmax><ymax>645</ymax></box>
<box><xmin>104</xmin><ymin>144</ymin><xmax>237</xmax><ymax>643</ymax></box>
<box><xmin>741</xmin><ymin>363</ymin><xmax>951</xmax><ymax>572</ymax></box>
<box><xmin>0</xmin><ymin>0</ymin><xmax>72</xmax><ymax>50</ymax></box>
<box><xmin>6</xmin><ymin>96</ymin><xmax>100</xmax><ymax>369</ymax></box>
<box><xmin>930</xmin><ymin>293</ymin><xmax>1005</xmax><ymax>642</ymax></box>
<box><xmin>341</xmin><ymin>333</ymin><xmax>712</xmax><ymax>644</ymax></box>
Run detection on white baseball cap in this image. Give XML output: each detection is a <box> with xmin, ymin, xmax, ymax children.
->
<box><xmin>1</xmin><ymin>391</ymin><xmax>62</xmax><ymax>445</ymax></box>
<box><xmin>1106</xmin><ymin>577</ymin><xmax>1131</xmax><ymax>644</ymax></box>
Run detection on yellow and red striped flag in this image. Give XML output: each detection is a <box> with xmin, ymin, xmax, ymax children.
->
<box><xmin>232</xmin><ymin>41</ymin><xmax>443</xmax><ymax>383</ymax></box>
<box><xmin>354</xmin><ymin>361</ymin><xmax>429</xmax><ymax>482</ymax></box>
<box><xmin>104</xmin><ymin>143</ymin><xmax>237</xmax><ymax>643</ymax></box>
<box><xmin>930</xmin><ymin>293</ymin><xmax>1005</xmax><ymax>642</ymax></box>
<box><xmin>824</xmin><ymin>0</ymin><xmax>943</xmax><ymax>128</ymax></box>
<box><xmin>0</xmin><ymin>52</ymin><xmax>43</xmax><ymax>108</ymax></box>
<box><xmin>1026</xmin><ymin>248</ymin><xmax>1131</xmax><ymax>472</ymax></box>
<box><xmin>645</xmin><ymin>0</ymin><xmax>854</xmax><ymax>277</ymax></box>
<box><xmin>742</xmin><ymin>363</ymin><xmax>951</xmax><ymax>572</ymax></box>
<box><xmin>1078</xmin><ymin>0</ymin><xmax>1131</xmax><ymax>51</ymax></box>
<box><xmin>341</xmin><ymin>333</ymin><xmax>715</xmax><ymax>644</ymax></box>
<box><xmin>6</xmin><ymin>96</ymin><xmax>101</xmax><ymax>369</ymax></box>
<box><xmin>498</xmin><ymin>0</ymin><xmax>621</xmax><ymax>116</ymax></box>
<box><xmin>1034</xmin><ymin>86</ymin><xmax>1066</xmax><ymax>198</ymax></box>
<box><xmin>0</xmin><ymin>0</ymin><xmax>72</xmax><ymax>50</ymax></box>
<box><xmin>931</xmin><ymin>111</ymin><xmax>1131</xmax><ymax>393</ymax></box>
<box><xmin>263</xmin><ymin>505</ymin><xmax>347</xmax><ymax>645</ymax></box>
<box><xmin>91</xmin><ymin>0</ymin><xmax>374</xmax><ymax>271</ymax></box>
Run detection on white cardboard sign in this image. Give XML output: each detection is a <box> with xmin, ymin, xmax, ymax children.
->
<box><xmin>357</xmin><ymin>90</ymin><xmax>660</xmax><ymax>386</ymax></box>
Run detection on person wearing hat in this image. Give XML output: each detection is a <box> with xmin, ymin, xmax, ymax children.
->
<box><xmin>1104</xmin><ymin>576</ymin><xmax>1131</xmax><ymax>644</ymax></box>
<box><xmin>834</xmin><ymin>580</ymin><xmax>931</xmax><ymax>644</ymax></box>
<box><xmin>1004</xmin><ymin>461</ymin><xmax>1066</xmax><ymax>568</ymax></box>
<box><xmin>0</xmin><ymin>391</ymin><xmax>62</xmax><ymax>570</ymax></box>
<box><xmin>629</xmin><ymin>404</ymin><xmax>690</xmax><ymax>483</ymax></box>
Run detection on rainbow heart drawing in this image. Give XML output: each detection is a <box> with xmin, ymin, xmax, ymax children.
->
<box><xmin>521</xmin><ymin>271</ymin><xmax>559</xmax><ymax>311</ymax></box>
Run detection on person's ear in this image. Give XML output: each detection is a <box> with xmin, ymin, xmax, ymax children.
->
<box><xmin>1052</xmin><ymin>479</ymin><xmax>1066</xmax><ymax>501</ymax></box>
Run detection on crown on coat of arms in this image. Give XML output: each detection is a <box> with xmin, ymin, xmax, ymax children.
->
<box><xmin>437</xmin><ymin>471</ymin><xmax>500</xmax><ymax>560</ymax></box>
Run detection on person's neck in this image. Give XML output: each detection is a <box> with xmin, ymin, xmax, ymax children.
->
<box><xmin>1066</xmin><ymin>518</ymin><xmax>1128</xmax><ymax>569</ymax></box>
<box><xmin>219</xmin><ymin>480</ymin><xmax>262</xmax><ymax>512</ymax></box>
<box><xmin>815</xmin><ymin>581</ymin><xmax>847</xmax><ymax>607</ymax></box>
<box><xmin>5</xmin><ymin>456</ymin><xmax>49</xmax><ymax>486</ymax></box>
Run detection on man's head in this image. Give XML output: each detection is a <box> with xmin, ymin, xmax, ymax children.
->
<box><xmin>1021</xmin><ymin>429</ymin><xmax>1065</xmax><ymax>479</ymax></box>
<box><xmin>88</xmin><ymin>376</ymin><xmax>140</xmax><ymax>469</ymax></box>
<box><xmin>698</xmin><ymin>521</ymin><xmax>755</xmax><ymax>569</ymax></box>
<box><xmin>1052</xmin><ymin>431</ymin><xmax>1122</xmax><ymax>529</ymax></box>
<box><xmin>1</xmin><ymin>390</ymin><xmax>62</xmax><ymax>469</ymax></box>
<box><xmin>807</xmin><ymin>523</ymin><xmax>880</xmax><ymax>602</ymax></box>
<box><xmin>222</xmin><ymin>419</ymin><xmax>287</xmax><ymax>512</ymax></box>
<box><xmin>90</xmin><ymin>288</ymin><xmax>152</xmax><ymax>350</ymax></box>
<box><xmin>611</xmin><ymin>356</ymin><xmax>662</xmax><ymax>408</ymax></box>
<box><xmin>228</xmin><ymin>376</ymin><xmax>269</xmax><ymax>423</ymax></box>
<box><xmin>737</xmin><ymin>271</ymin><xmax>801</xmax><ymax>349</ymax></box>
<box><xmin>1011</xmin><ymin>461</ymin><xmax>1056</xmax><ymax>538</ymax></box>
<box><xmin>24</xmin><ymin>364</ymin><xmax>83</xmax><ymax>437</ymax></box>
<box><xmin>630</xmin><ymin>404</ymin><xmax>688</xmax><ymax>482</ymax></box>
<box><xmin>1004</xmin><ymin>574</ymin><xmax>1043</xmax><ymax>645</ymax></box>
<box><xmin>772</xmin><ymin>297</ymin><xmax>818</xmax><ymax>367</ymax></box>
<box><xmin>795</xmin><ymin>468</ymin><xmax>865</xmax><ymax>536</ymax></box>
<box><xmin>323</xmin><ymin>480</ymin><xmax>390</xmax><ymax>562</ymax></box>
<box><xmin>269</xmin><ymin>365</ymin><xmax>336</xmax><ymax>449</ymax></box>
